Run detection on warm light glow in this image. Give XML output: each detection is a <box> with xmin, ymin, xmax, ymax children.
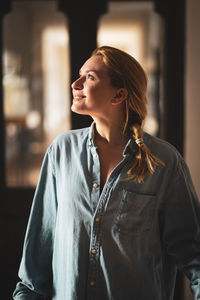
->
<box><xmin>26</xmin><ymin>110</ymin><xmax>41</xmax><ymax>129</ymax></box>
<box><xmin>3</xmin><ymin>51</ymin><xmax>30</xmax><ymax>117</ymax></box>
<box><xmin>42</xmin><ymin>27</ymin><xmax>71</xmax><ymax>144</ymax></box>
<box><xmin>143</xmin><ymin>115</ymin><xmax>159</xmax><ymax>136</ymax></box>
<box><xmin>3</xmin><ymin>1</ymin><xmax>71</xmax><ymax>187</ymax></box>
<box><xmin>97</xmin><ymin>23</ymin><xmax>143</xmax><ymax>64</ymax></box>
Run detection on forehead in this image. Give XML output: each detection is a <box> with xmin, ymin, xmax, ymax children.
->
<box><xmin>80</xmin><ymin>55</ymin><xmax>107</xmax><ymax>74</ymax></box>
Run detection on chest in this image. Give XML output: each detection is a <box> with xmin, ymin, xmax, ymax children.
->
<box><xmin>97</xmin><ymin>145</ymin><xmax>124</xmax><ymax>189</ymax></box>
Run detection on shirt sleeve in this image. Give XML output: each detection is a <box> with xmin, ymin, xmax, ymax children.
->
<box><xmin>13</xmin><ymin>147</ymin><xmax>57</xmax><ymax>299</ymax></box>
<box><xmin>160</xmin><ymin>159</ymin><xmax>200</xmax><ymax>299</ymax></box>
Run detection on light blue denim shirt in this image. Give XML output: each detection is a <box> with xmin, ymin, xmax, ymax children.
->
<box><xmin>13</xmin><ymin>123</ymin><xmax>200</xmax><ymax>300</ymax></box>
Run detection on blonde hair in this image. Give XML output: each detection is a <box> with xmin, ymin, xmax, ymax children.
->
<box><xmin>92</xmin><ymin>46</ymin><xmax>165</xmax><ymax>183</ymax></box>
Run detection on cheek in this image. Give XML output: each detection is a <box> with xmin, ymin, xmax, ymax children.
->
<box><xmin>86</xmin><ymin>87</ymin><xmax>104</xmax><ymax>101</ymax></box>
<box><xmin>90</xmin><ymin>85</ymin><xmax>114</xmax><ymax>98</ymax></box>
<box><xmin>87</xmin><ymin>84</ymin><xmax>101</xmax><ymax>93</ymax></box>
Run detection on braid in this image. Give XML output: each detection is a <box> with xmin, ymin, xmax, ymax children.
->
<box><xmin>127</xmin><ymin>124</ymin><xmax>165</xmax><ymax>183</ymax></box>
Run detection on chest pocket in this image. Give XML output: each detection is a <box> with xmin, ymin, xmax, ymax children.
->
<box><xmin>113</xmin><ymin>190</ymin><xmax>156</xmax><ymax>236</ymax></box>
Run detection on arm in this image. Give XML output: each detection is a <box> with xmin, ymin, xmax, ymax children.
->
<box><xmin>13</xmin><ymin>147</ymin><xmax>57</xmax><ymax>299</ymax></box>
<box><xmin>161</xmin><ymin>159</ymin><xmax>200</xmax><ymax>299</ymax></box>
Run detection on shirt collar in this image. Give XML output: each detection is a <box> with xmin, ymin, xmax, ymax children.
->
<box><xmin>123</xmin><ymin>138</ymin><xmax>137</xmax><ymax>157</ymax></box>
<box><xmin>88</xmin><ymin>121</ymin><xmax>137</xmax><ymax>156</ymax></box>
<box><xmin>88</xmin><ymin>121</ymin><xmax>96</xmax><ymax>147</ymax></box>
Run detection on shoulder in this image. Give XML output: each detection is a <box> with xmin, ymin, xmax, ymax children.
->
<box><xmin>54</xmin><ymin>127</ymin><xmax>90</xmax><ymax>143</ymax></box>
<box><xmin>143</xmin><ymin>132</ymin><xmax>184</xmax><ymax>167</ymax></box>
<box><xmin>143</xmin><ymin>133</ymin><xmax>193</xmax><ymax>190</ymax></box>
<box><xmin>47</xmin><ymin>127</ymin><xmax>90</xmax><ymax>154</ymax></box>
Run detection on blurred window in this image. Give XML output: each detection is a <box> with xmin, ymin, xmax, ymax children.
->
<box><xmin>3</xmin><ymin>1</ymin><xmax>71</xmax><ymax>187</ymax></box>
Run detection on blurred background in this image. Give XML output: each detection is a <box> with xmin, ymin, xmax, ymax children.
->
<box><xmin>0</xmin><ymin>0</ymin><xmax>199</xmax><ymax>299</ymax></box>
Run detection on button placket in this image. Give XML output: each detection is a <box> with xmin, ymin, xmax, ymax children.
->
<box><xmin>86</xmin><ymin>138</ymin><xmax>130</xmax><ymax>299</ymax></box>
<box><xmin>87</xmin><ymin>185</ymin><xmax>113</xmax><ymax>299</ymax></box>
<box><xmin>87</xmin><ymin>146</ymin><xmax>101</xmax><ymax>298</ymax></box>
<box><xmin>87</xmin><ymin>142</ymin><xmax>118</xmax><ymax>299</ymax></box>
<box><xmin>91</xmin><ymin>146</ymin><xmax>100</xmax><ymax>195</ymax></box>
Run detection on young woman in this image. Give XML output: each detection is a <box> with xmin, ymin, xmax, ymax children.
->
<box><xmin>13</xmin><ymin>46</ymin><xmax>200</xmax><ymax>300</ymax></box>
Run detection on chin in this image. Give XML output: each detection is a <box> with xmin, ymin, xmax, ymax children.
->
<box><xmin>71</xmin><ymin>104</ymin><xmax>89</xmax><ymax>115</ymax></box>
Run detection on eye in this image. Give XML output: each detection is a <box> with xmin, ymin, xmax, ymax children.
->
<box><xmin>87</xmin><ymin>73</ymin><xmax>95</xmax><ymax>80</ymax></box>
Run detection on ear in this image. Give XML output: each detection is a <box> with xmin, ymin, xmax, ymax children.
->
<box><xmin>111</xmin><ymin>88</ymin><xmax>128</xmax><ymax>105</ymax></box>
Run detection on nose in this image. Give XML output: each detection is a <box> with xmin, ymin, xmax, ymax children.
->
<box><xmin>71</xmin><ymin>77</ymin><xmax>83</xmax><ymax>90</ymax></box>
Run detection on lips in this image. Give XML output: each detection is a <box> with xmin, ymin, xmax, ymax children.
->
<box><xmin>73</xmin><ymin>95</ymin><xmax>86</xmax><ymax>100</ymax></box>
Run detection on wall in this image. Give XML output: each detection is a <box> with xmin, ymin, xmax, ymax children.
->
<box><xmin>184</xmin><ymin>0</ymin><xmax>200</xmax><ymax>298</ymax></box>
<box><xmin>185</xmin><ymin>0</ymin><xmax>200</xmax><ymax>199</ymax></box>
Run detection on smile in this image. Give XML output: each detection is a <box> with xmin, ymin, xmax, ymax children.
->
<box><xmin>73</xmin><ymin>96</ymin><xmax>86</xmax><ymax>100</ymax></box>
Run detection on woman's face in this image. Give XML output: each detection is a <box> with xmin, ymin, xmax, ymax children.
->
<box><xmin>71</xmin><ymin>55</ymin><xmax>119</xmax><ymax>118</ymax></box>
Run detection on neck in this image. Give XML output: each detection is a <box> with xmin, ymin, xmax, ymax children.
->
<box><xmin>93</xmin><ymin>117</ymin><xmax>128</xmax><ymax>146</ymax></box>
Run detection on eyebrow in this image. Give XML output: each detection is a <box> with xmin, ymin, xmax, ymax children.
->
<box><xmin>79</xmin><ymin>69</ymin><xmax>100</xmax><ymax>75</ymax></box>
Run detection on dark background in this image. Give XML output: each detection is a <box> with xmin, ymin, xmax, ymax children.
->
<box><xmin>0</xmin><ymin>0</ymin><xmax>192</xmax><ymax>299</ymax></box>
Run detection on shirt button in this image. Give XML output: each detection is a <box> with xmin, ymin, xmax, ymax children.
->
<box><xmin>95</xmin><ymin>216</ymin><xmax>100</xmax><ymax>222</ymax></box>
<box><xmin>93</xmin><ymin>183</ymin><xmax>98</xmax><ymax>188</ymax></box>
<box><xmin>90</xmin><ymin>281</ymin><xmax>95</xmax><ymax>286</ymax></box>
<box><xmin>91</xmin><ymin>249</ymin><xmax>97</xmax><ymax>254</ymax></box>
